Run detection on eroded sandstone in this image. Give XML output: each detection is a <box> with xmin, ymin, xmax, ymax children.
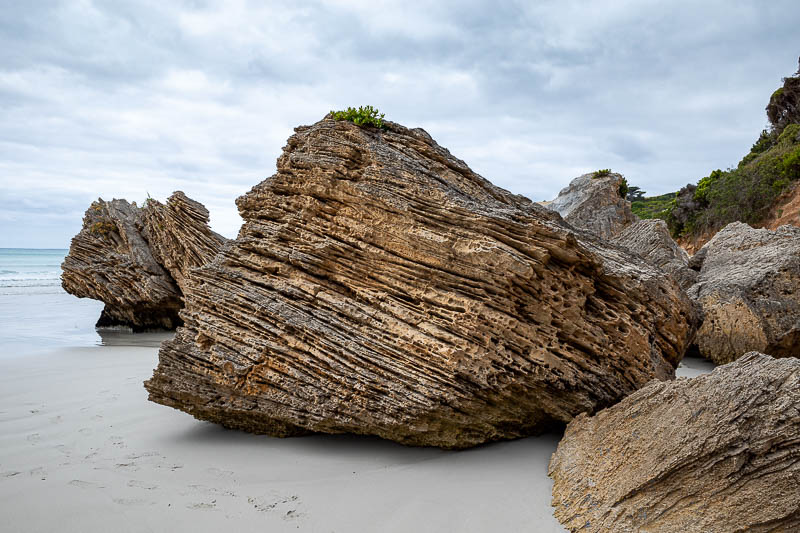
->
<box><xmin>688</xmin><ymin>221</ymin><xmax>800</xmax><ymax>363</ymax></box>
<box><xmin>145</xmin><ymin>118</ymin><xmax>695</xmax><ymax>448</ymax></box>
<box><xmin>549</xmin><ymin>351</ymin><xmax>800</xmax><ymax>533</ymax></box>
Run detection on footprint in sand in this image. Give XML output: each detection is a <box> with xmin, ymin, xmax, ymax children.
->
<box><xmin>108</xmin><ymin>436</ymin><xmax>126</xmax><ymax>449</ymax></box>
<box><xmin>205</xmin><ymin>467</ymin><xmax>235</xmax><ymax>478</ymax></box>
<box><xmin>49</xmin><ymin>415</ymin><xmax>63</xmax><ymax>424</ymax></box>
<box><xmin>247</xmin><ymin>494</ymin><xmax>301</xmax><ymax>516</ymax></box>
<box><xmin>114</xmin><ymin>462</ymin><xmax>140</xmax><ymax>472</ymax></box>
<box><xmin>127</xmin><ymin>480</ymin><xmax>159</xmax><ymax>490</ymax></box>
<box><xmin>78</xmin><ymin>428</ymin><xmax>92</xmax><ymax>436</ymax></box>
<box><xmin>91</xmin><ymin>414</ymin><xmax>104</xmax><ymax>421</ymax></box>
<box><xmin>26</xmin><ymin>433</ymin><xmax>40</xmax><ymax>443</ymax></box>
<box><xmin>187</xmin><ymin>501</ymin><xmax>217</xmax><ymax>510</ymax></box>
<box><xmin>1</xmin><ymin>471</ymin><xmax>22</xmax><ymax>479</ymax></box>
<box><xmin>182</xmin><ymin>484</ymin><xmax>236</xmax><ymax>498</ymax></box>
<box><xmin>68</xmin><ymin>479</ymin><xmax>105</xmax><ymax>489</ymax></box>
<box><xmin>114</xmin><ymin>498</ymin><xmax>155</xmax><ymax>506</ymax></box>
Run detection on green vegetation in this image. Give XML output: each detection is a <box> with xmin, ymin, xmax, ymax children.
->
<box><xmin>618</xmin><ymin>177</ymin><xmax>629</xmax><ymax>199</ymax></box>
<box><xmin>631</xmin><ymin>192</ymin><xmax>677</xmax><ymax>220</ymax></box>
<box><xmin>329</xmin><ymin>106</ymin><xmax>386</xmax><ymax>128</ymax></box>
<box><xmin>593</xmin><ymin>168</ymin><xmax>612</xmax><ymax>178</ymax></box>
<box><xmin>89</xmin><ymin>221</ymin><xmax>116</xmax><ymax>237</ymax></box>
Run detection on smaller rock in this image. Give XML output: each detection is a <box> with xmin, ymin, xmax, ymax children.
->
<box><xmin>688</xmin><ymin>221</ymin><xmax>800</xmax><ymax>363</ymax></box>
<box><xmin>547</xmin><ymin>172</ymin><xmax>637</xmax><ymax>239</ymax></box>
<box><xmin>612</xmin><ymin>219</ymin><xmax>697</xmax><ymax>289</ymax></box>
<box><xmin>549</xmin><ymin>351</ymin><xmax>800</xmax><ymax>533</ymax></box>
<box><xmin>61</xmin><ymin>199</ymin><xmax>182</xmax><ymax>330</ymax></box>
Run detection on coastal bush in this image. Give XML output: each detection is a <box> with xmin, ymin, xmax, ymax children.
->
<box><xmin>631</xmin><ymin>192</ymin><xmax>676</xmax><ymax>220</ymax></box>
<box><xmin>90</xmin><ymin>221</ymin><xmax>116</xmax><ymax>237</ymax></box>
<box><xmin>329</xmin><ymin>106</ymin><xmax>386</xmax><ymax>129</ymax></box>
<box><xmin>618</xmin><ymin>177</ymin><xmax>629</xmax><ymax>199</ymax></box>
<box><xmin>593</xmin><ymin>168</ymin><xmax>611</xmax><ymax>178</ymax></box>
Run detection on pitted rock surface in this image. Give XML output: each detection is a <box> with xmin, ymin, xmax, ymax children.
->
<box><xmin>145</xmin><ymin>118</ymin><xmax>695</xmax><ymax>448</ymax></box>
<box><xmin>548</xmin><ymin>172</ymin><xmax>638</xmax><ymax>239</ymax></box>
<box><xmin>688</xmin><ymin>221</ymin><xmax>800</xmax><ymax>363</ymax></box>
<box><xmin>549</xmin><ymin>352</ymin><xmax>800</xmax><ymax>533</ymax></box>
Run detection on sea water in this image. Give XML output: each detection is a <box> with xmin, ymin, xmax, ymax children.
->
<box><xmin>0</xmin><ymin>249</ymin><xmax>169</xmax><ymax>357</ymax></box>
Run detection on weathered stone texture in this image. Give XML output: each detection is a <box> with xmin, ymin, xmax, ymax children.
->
<box><xmin>61</xmin><ymin>199</ymin><xmax>183</xmax><ymax>330</ymax></box>
<box><xmin>548</xmin><ymin>172</ymin><xmax>638</xmax><ymax>239</ymax></box>
<box><xmin>549</xmin><ymin>351</ymin><xmax>800</xmax><ymax>533</ymax></box>
<box><xmin>612</xmin><ymin>219</ymin><xmax>697</xmax><ymax>289</ymax></box>
<box><xmin>688</xmin><ymin>221</ymin><xmax>800</xmax><ymax>363</ymax></box>
<box><xmin>145</xmin><ymin>118</ymin><xmax>695</xmax><ymax>448</ymax></box>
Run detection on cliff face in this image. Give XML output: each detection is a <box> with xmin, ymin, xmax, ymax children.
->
<box><xmin>61</xmin><ymin>192</ymin><xmax>226</xmax><ymax>331</ymax></box>
<box><xmin>145</xmin><ymin>118</ymin><xmax>696</xmax><ymax>449</ymax></box>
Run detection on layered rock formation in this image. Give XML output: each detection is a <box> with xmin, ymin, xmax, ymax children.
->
<box><xmin>547</xmin><ymin>172</ymin><xmax>638</xmax><ymax>239</ymax></box>
<box><xmin>612</xmin><ymin>219</ymin><xmax>697</xmax><ymax>289</ymax></box>
<box><xmin>549</xmin><ymin>351</ymin><xmax>800</xmax><ymax>533</ymax></box>
<box><xmin>142</xmin><ymin>191</ymin><xmax>227</xmax><ymax>292</ymax></box>
<box><xmin>61</xmin><ymin>192</ymin><xmax>226</xmax><ymax>330</ymax></box>
<box><xmin>145</xmin><ymin>118</ymin><xmax>695</xmax><ymax>448</ymax></box>
<box><xmin>688</xmin><ymin>221</ymin><xmax>800</xmax><ymax>363</ymax></box>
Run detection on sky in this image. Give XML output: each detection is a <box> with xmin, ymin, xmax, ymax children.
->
<box><xmin>1</xmin><ymin>0</ymin><xmax>799</xmax><ymax>248</ymax></box>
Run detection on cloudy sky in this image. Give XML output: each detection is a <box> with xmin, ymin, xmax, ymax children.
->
<box><xmin>1</xmin><ymin>0</ymin><xmax>799</xmax><ymax>248</ymax></box>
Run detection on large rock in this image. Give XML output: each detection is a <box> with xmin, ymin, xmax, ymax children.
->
<box><xmin>612</xmin><ymin>219</ymin><xmax>697</xmax><ymax>289</ymax></box>
<box><xmin>144</xmin><ymin>118</ymin><xmax>696</xmax><ymax>449</ymax></box>
<box><xmin>548</xmin><ymin>172</ymin><xmax>638</xmax><ymax>239</ymax></box>
<box><xmin>61</xmin><ymin>192</ymin><xmax>226</xmax><ymax>331</ymax></box>
<box><xmin>688</xmin><ymin>221</ymin><xmax>800</xmax><ymax>364</ymax></box>
<box><xmin>549</xmin><ymin>351</ymin><xmax>800</xmax><ymax>533</ymax></box>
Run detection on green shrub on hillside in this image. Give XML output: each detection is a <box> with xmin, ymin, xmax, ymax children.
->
<box><xmin>329</xmin><ymin>106</ymin><xmax>386</xmax><ymax>129</ymax></box>
<box><xmin>593</xmin><ymin>168</ymin><xmax>612</xmax><ymax>178</ymax></box>
<box><xmin>631</xmin><ymin>192</ymin><xmax>676</xmax><ymax>220</ymax></box>
<box><xmin>618</xmin><ymin>177</ymin><xmax>629</xmax><ymax>199</ymax></box>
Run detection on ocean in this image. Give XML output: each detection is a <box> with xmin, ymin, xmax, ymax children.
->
<box><xmin>0</xmin><ymin>248</ymin><xmax>169</xmax><ymax>357</ymax></box>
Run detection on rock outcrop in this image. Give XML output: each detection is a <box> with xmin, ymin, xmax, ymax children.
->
<box><xmin>612</xmin><ymin>219</ymin><xmax>697</xmax><ymax>289</ymax></box>
<box><xmin>61</xmin><ymin>192</ymin><xmax>226</xmax><ymax>331</ymax></box>
<box><xmin>549</xmin><ymin>351</ymin><xmax>800</xmax><ymax>533</ymax></box>
<box><xmin>142</xmin><ymin>191</ymin><xmax>227</xmax><ymax>293</ymax></box>
<box><xmin>687</xmin><ymin>221</ymin><xmax>800</xmax><ymax>364</ymax></box>
<box><xmin>547</xmin><ymin>172</ymin><xmax>638</xmax><ymax>239</ymax></box>
<box><xmin>145</xmin><ymin>118</ymin><xmax>696</xmax><ymax>449</ymax></box>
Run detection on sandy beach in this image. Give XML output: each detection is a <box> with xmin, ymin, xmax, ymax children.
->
<box><xmin>0</xmin><ymin>331</ymin><xmax>715</xmax><ymax>533</ymax></box>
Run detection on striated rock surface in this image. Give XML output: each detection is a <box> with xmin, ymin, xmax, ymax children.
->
<box><xmin>549</xmin><ymin>351</ymin><xmax>800</xmax><ymax>533</ymax></box>
<box><xmin>142</xmin><ymin>191</ymin><xmax>228</xmax><ymax>292</ymax></box>
<box><xmin>61</xmin><ymin>199</ymin><xmax>183</xmax><ymax>330</ymax></box>
<box><xmin>548</xmin><ymin>172</ymin><xmax>638</xmax><ymax>239</ymax></box>
<box><xmin>688</xmin><ymin>221</ymin><xmax>800</xmax><ymax>364</ymax></box>
<box><xmin>145</xmin><ymin>118</ymin><xmax>696</xmax><ymax>449</ymax></box>
<box><xmin>62</xmin><ymin>192</ymin><xmax>226</xmax><ymax>331</ymax></box>
<box><xmin>612</xmin><ymin>219</ymin><xmax>697</xmax><ymax>289</ymax></box>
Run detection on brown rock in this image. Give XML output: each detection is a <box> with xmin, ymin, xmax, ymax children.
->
<box><xmin>612</xmin><ymin>219</ymin><xmax>698</xmax><ymax>290</ymax></box>
<box><xmin>145</xmin><ymin>118</ymin><xmax>695</xmax><ymax>449</ymax></box>
<box><xmin>548</xmin><ymin>351</ymin><xmax>800</xmax><ymax>533</ymax></box>
<box><xmin>547</xmin><ymin>172</ymin><xmax>638</xmax><ymax>239</ymax></box>
<box><xmin>61</xmin><ymin>199</ymin><xmax>183</xmax><ymax>330</ymax></box>
<box><xmin>688</xmin><ymin>221</ymin><xmax>800</xmax><ymax>364</ymax></box>
<box><xmin>142</xmin><ymin>191</ymin><xmax>227</xmax><ymax>292</ymax></box>
<box><xmin>61</xmin><ymin>193</ymin><xmax>226</xmax><ymax>331</ymax></box>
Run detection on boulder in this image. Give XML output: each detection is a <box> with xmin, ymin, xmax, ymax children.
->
<box><xmin>144</xmin><ymin>118</ymin><xmax>696</xmax><ymax>449</ymax></box>
<box><xmin>611</xmin><ymin>219</ymin><xmax>697</xmax><ymax>289</ymax></box>
<box><xmin>688</xmin><ymin>221</ymin><xmax>800</xmax><ymax>363</ymax></box>
<box><xmin>548</xmin><ymin>351</ymin><xmax>800</xmax><ymax>533</ymax></box>
<box><xmin>61</xmin><ymin>192</ymin><xmax>226</xmax><ymax>331</ymax></box>
<box><xmin>61</xmin><ymin>199</ymin><xmax>183</xmax><ymax>330</ymax></box>
<box><xmin>547</xmin><ymin>172</ymin><xmax>637</xmax><ymax>239</ymax></box>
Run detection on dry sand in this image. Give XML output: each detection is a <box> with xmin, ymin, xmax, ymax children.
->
<box><xmin>0</xmin><ymin>337</ymin><xmax>575</xmax><ymax>532</ymax></box>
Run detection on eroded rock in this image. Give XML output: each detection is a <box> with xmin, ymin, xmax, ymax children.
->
<box><xmin>547</xmin><ymin>172</ymin><xmax>638</xmax><ymax>239</ymax></box>
<box><xmin>62</xmin><ymin>192</ymin><xmax>226</xmax><ymax>331</ymax></box>
<box><xmin>612</xmin><ymin>219</ymin><xmax>697</xmax><ymax>289</ymax></box>
<box><xmin>549</xmin><ymin>351</ymin><xmax>800</xmax><ymax>533</ymax></box>
<box><xmin>145</xmin><ymin>118</ymin><xmax>695</xmax><ymax>449</ymax></box>
<box><xmin>688</xmin><ymin>221</ymin><xmax>800</xmax><ymax>363</ymax></box>
<box><xmin>61</xmin><ymin>199</ymin><xmax>183</xmax><ymax>330</ymax></box>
